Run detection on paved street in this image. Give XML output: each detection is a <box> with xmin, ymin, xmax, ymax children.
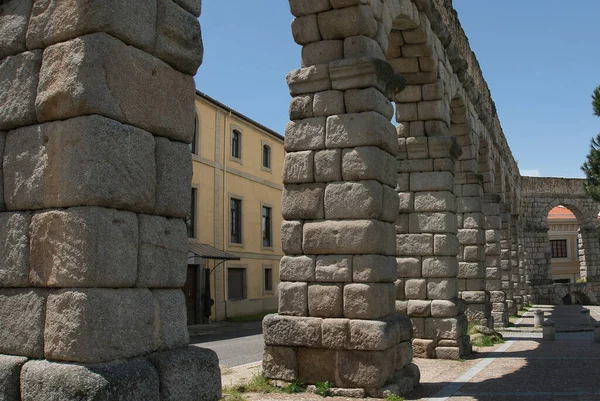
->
<box><xmin>189</xmin><ymin>321</ymin><xmax>264</xmax><ymax>368</ymax></box>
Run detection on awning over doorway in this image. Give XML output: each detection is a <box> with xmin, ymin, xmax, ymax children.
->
<box><xmin>188</xmin><ymin>243</ymin><xmax>240</xmax><ymax>261</ymax></box>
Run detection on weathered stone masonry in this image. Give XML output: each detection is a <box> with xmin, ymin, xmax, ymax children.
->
<box><xmin>0</xmin><ymin>1</ymin><xmax>220</xmax><ymax>400</ymax></box>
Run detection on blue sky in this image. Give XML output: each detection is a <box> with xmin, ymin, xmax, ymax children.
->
<box><xmin>195</xmin><ymin>1</ymin><xmax>600</xmax><ymax>179</ymax></box>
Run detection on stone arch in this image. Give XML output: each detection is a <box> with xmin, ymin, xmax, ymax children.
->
<box><xmin>539</xmin><ymin>198</ymin><xmax>598</xmax><ymax>280</ymax></box>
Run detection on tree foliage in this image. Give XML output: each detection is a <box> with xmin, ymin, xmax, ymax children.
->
<box><xmin>593</xmin><ymin>85</ymin><xmax>600</xmax><ymax>117</ymax></box>
<box><xmin>582</xmin><ymin>85</ymin><xmax>600</xmax><ymax>200</ymax></box>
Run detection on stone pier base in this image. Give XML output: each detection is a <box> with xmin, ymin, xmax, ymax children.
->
<box><xmin>263</xmin><ymin>314</ymin><xmax>418</xmax><ymax>395</ymax></box>
<box><xmin>3</xmin><ymin>347</ymin><xmax>220</xmax><ymax>401</ymax></box>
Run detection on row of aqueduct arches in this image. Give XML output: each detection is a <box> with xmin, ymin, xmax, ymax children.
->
<box><xmin>268</xmin><ymin>0</ymin><xmax>600</xmax><ymax>384</ymax></box>
<box><xmin>2</xmin><ymin>0</ymin><xmax>600</xmax><ymax>398</ymax></box>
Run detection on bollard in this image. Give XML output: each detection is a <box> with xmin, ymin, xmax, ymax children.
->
<box><xmin>581</xmin><ymin>309</ymin><xmax>591</xmax><ymax>326</ymax></box>
<box><xmin>533</xmin><ymin>310</ymin><xmax>544</xmax><ymax>328</ymax></box>
<box><xmin>542</xmin><ymin>320</ymin><xmax>556</xmax><ymax>341</ymax></box>
<box><xmin>594</xmin><ymin>322</ymin><xmax>600</xmax><ymax>343</ymax></box>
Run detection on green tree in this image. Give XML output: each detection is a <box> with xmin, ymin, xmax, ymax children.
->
<box><xmin>593</xmin><ymin>85</ymin><xmax>600</xmax><ymax>117</ymax></box>
<box><xmin>582</xmin><ymin>85</ymin><xmax>600</xmax><ymax>200</ymax></box>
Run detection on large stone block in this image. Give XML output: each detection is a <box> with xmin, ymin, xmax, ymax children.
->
<box><xmin>20</xmin><ymin>358</ymin><xmax>160</xmax><ymax>401</ymax></box>
<box><xmin>303</xmin><ymin>220</ymin><xmax>395</xmax><ymax>255</ymax></box>
<box><xmin>154</xmin><ymin>137</ymin><xmax>192</xmax><ymax>217</ymax></box>
<box><xmin>422</xmin><ymin>257</ymin><xmax>458</xmax><ymax>278</ymax></box>
<box><xmin>283</xmin><ymin>151</ymin><xmax>314</xmax><ymax>184</ymax></box>
<box><xmin>287</xmin><ymin>65</ymin><xmax>331</xmax><ymax>96</ymax></box>
<box><xmin>353</xmin><ymin>254</ymin><xmax>396</xmax><ymax>283</ymax></box>
<box><xmin>154</xmin><ymin>0</ymin><xmax>203</xmax><ymax>74</ymax></box>
<box><xmin>281</xmin><ymin>220</ymin><xmax>303</xmax><ymax>255</ymax></box>
<box><xmin>410</xmin><ymin>171</ymin><xmax>454</xmax><ymax>192</ymax></box>
<box><xmin>396</xmin><ymin>234</ymin><xmax>434</xmax><ymax>256</ymax></box>
<box><xmin>343</xmin><ymin>283</ymin><xmax>394</xmax><ymax>319</ymax></box>
<box><xmin>424</xmin><ymin>317</ymin><xmax>466</xmax><ymax>340</ymax></box>
<box><xmin>298</xmin><ymin>348</ymin><xmax>337</xmax><ymax>384</ymax></box>
<box><xmin>0</xmin><ymin>51</ymin><xmax>42</xmax><ymax>131</ymax></box>
<box><xmin>263</xmin><ymin>314</ymin><xmax>322</xmax><ymax>347</ymax></box>
<box><xmin>0</xmin><ymin>289</ymin><xmax>46</xmax><ymax>358</ymax></box>
<box><xmin>315</xmin><ymin>255</ymin><xmax>352</xmax><ymax>282</ymax></box>
<box><xmin>414</xmin><ymin>191</ymin><xmax>455</xmax><ymax>213</ymax></box>
<box><xmin>308</xmin><ymin>284</ymin><xmax>343</xmax><ymax>318</ymax></box>
<box><xmin>342</xmin><ymin>146</ymin><xmax>397</xmax><ymax>187</ymax></box>
<box><xmin>0</xmin><ymin>212</ymin><xmax>31</xmax><ymax>287</ymax></box>
<box><xmin>324</xmin><ymin>180</ymin><xmax>382</xmax><ymax>219</ymax></box>
<box><xmin>280</xmin><ymin>256</ymin><xmax>315</xmax><ymax>282</ymax></box>
<box><xmin>35</xmin><ymin>33</ymin><xmax>195</xmax><ymax>143</ymax></box>
<box><xmin>44</xmin><ymin>289</ymin><xmax>155</xmax><ymax>363</ymax></box>
<box><xmin>0</xmin><ymin>354</ymin><xmax>27</xmax><ymax>401</ymax></box>
<box><xmin>321</xmin><ymin>318</ymin><xmax>350</xmax><ymax>349</ymax></box>
<box><xmin>345</xmin><ymin>88</ymin><xmax>394</xmax><ymax>120</ymax></box>
<box><xmin>291</xmin><ymin>15</ymin><xmax>322</xmax><ymax>45</ymax></box>
<box><xmin>326</xmin><ymin>112</ymin><xmax>397</xmax><ymax>155</ymax></box>
<box><xmin>427</xmin><ymin>278</ymin><xmax>457</xmax><ymax>300</ymax></box>
<box><xmin>0</xmin><ymin>0</ymin><xmax>34</xmax><ymax>59</ymax></box>
<box><xmin>26</xmin><ymin>0</ymin><xmax>156</xmax><ymax>52</ymax></box>
<box><xmin>317</xmin><ymin>5</ymin><xmax>377</xmax><ymax>40</ymax></box>
<box><xmin>302</xmin><ymin>42</ymin><xmax>344</xmax><ymax>68</ymax></box>
<box><xmin>148</xmin><ymin>346</ymin><xmax>221</xmax><ymax>401</ymax></box>
<box><xmin>151</xmin><ymin>290</ymin><xmax>189</xmax><ymax>351</ymax></box>
<box><xmin>349</xmin><ymin>319</ymin><xmax>400</xmax><ymax>350</ymax></box>
<box><xmin>282</xmin><ymin>184</ymin><xmax>325</xmax><ymax>220</ymax></box>
<box><xmin>263</xmin><ymin>346</ymin><xmax>297</xmax><ymax>381</ymax></box>
<box><xmin>137</xmin><ymin>215</ymin><xmax>187</xmax><ymax>288</ymax></box>
<box><xmin>284</xmin><ymin>117</ymin><xmax>326</xmax><ymax>151</ymax></box>
<box><xmin>29</xmin><ymin>207</ymin><xmax>138</xmax><ymax>287</ymax></box>
<box><xmin>409</xmin><ymin>212</ymin><xmax>456</xmax><ymax>233</ymax></box>
<box><xmin>278</xmin><ymin>282</ymin><xmax>308</xmax><ymax>316</ymax></box>
<box><xmin>4</xmin><ymin>116</ymin><xmax>156</xmax><ymax>212</ymax></box>
<box><xmin>289</xmin><ymin>0</ymin><xmax>331</xmax><ymax>17</ymax></box>
<box><xmin>314</xmin><ymin>149</ymin><xmax>342</xmax><ymax>182</ymax></box>
<box><xmin>397</xmin><ymin>257</ymin><xmax>422</xmax><ymax>278</ymax></box>
<box><xmin>337</xmin><ymin>348</ymin><xmax>395</xmax><ymax>388</ymax></box>
<box><xmin>431</xmin><ymin>300</ymin><xmax>459</xmax><ymax>317</ymax></box>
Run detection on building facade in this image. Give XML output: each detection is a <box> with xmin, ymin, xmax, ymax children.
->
<box><xmin>185</xmin><ymin>91</ymin><xmax>283</xmax><ymax>324</ymax></box>
<box><xmin>548</xmin><ymin>206</ymin><xmax>581</xmax><ymax>283</ymax></box>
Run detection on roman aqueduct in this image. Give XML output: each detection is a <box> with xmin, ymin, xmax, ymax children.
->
<box><xmin>1</xmin><ymin>0</ymin><xmax>600</xmax><ymax>399</ymax></box>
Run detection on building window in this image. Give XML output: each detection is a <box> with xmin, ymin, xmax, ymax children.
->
<box><xmin>230</xmin><ymin>198</ymin><xmax>242</xmax><ymax>244</ymax></box>
<box><xmin>186</xmin><ymin>188</ymin><xmax>197</xmax><ymax>238</ymax></box>
<box><xmin>262</xmin><ymin>206</ymin><xmax>272</xmax><ymax>247</ymax></box>
<box><xmin>231</xmin><ymin>130</ymin><xmax>241</xmax><ymax>159</ymax></box>
<box><xmin>262</xmin><ymin>144</ymin><xmax>271</xmax><ymax>169</ymax></box>
<box><xmin>190</xmin><ymin>113</ymin><xmax>199</xmax><ymax>154</ymax></box>
<box><xmin>228</xmin><ymin>268</ymin><xmax>247</xmax><ymax>300</ymax></box>
<box><xmin>264</xmin><ymin>267</ymin><xmax>273</xmax><ymax>292</ymax></box>
<box><xmin>551</xmin><ymin>239</ymin><xmax>567</xmax><ymax>258</ymax></box>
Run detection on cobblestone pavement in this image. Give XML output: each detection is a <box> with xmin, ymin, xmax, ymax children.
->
<box><xmin>224</xmin><ymin>305</ymin><xmax>600</xmax><ymax>400</ymax></box>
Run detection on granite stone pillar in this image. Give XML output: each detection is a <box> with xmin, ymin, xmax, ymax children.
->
<box><xmin>500</xmin><ymin>209</ymin><xmax>517</xmax><ymax>316</ymax></box>
<box><xmin>510</xmin><ymin>215</ymin><xmax>523</xmax><ymax>311</ymax></box>
<box><xmin>483</xmin><ymin>194</ymin><xmax>508</xmax><ymax>327</ymax></box>
<box><xmin>456</xmin><ymin>173</ymin><xmax>492</xmax><ymax>327</ymax></box>
<box><xmin>0</xmin><ymin>1</ymin><xmax>220</xmax><ymax>400</ymax></box>
<box><xmin>263</xmin><ymin>1</ymin><xmax>419</xmax><ymax>396</ymax></box>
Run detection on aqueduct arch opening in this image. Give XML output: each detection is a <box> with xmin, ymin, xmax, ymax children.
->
<box><xmin>521</xmin><ymin>177</ymin><xmax>600</xmax><ymax>304</ymax></box>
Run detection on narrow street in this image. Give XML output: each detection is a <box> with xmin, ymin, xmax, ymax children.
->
<box><xmin>189</xmin><ymin>321</ymin><xmax>264</xmax><ymax>368</ymax></box>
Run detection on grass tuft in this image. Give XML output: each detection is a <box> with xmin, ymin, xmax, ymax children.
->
<box><xmin>385</xmin><ymin>395</ymin><xmax>405</xmax><ymax>401</ymax></box>
<box><xmin>315</xmin><ymin>381</ymin><xmax>333</xmax><ymax>397</ymax></box>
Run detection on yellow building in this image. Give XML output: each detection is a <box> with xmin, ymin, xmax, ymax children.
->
<box><xmin>548</xmin><ymin>206</ymin><xmax>581</xmax><ymax>283</ymax></box>
<box><xmin>185</xmin><ymin>91</ymin><xmax>283</xmax><ymax>324</ymax></box>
